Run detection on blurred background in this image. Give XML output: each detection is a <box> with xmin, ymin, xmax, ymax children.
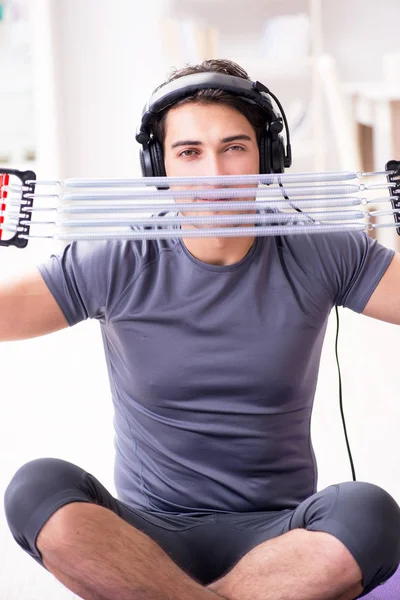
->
<box><xmin>0</xmin><ymin>0</ymin><xmax>399</xmax><ymax>597</ymax></box>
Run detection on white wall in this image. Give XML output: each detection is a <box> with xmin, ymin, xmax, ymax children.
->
<box><xmin>172</xmin><ymin>0</ymin><xmax>400</xmax><ymax>82</ymax></box>
<box><xmin>51</xmin><ymin>0</ymin><xmax>173</xmax><ymax>179</ymax></box>
<box><xmin>0</xmin><ymin>1</ymin><xmax>399</xmax><ymax>598</ymax></box>
<box><xmin>322</xmin><ymin>0</ymin><xmax>400</xmax><ymax>83</ymax></box>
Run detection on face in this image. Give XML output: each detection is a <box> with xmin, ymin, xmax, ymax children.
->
<box><xmin>163</xmin><ymin>102</ymin><xmax>260</xmax><ymax>228</ymax></box>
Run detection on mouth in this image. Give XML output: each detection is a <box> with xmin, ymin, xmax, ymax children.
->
<box><xmin>194</xmin><ymin>197</ymin><xmax>235</xmax><ymax>202</ymax></box>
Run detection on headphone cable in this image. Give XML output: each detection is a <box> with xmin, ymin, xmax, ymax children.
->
<box><xmin>334</xmin><ymin>305</ymin><xmax>357</xmax><ymax>481</ymax></box>
<box><xmin>276</xmin><ymin>181</ymin><xmax>356</xmax><ymax>481</ymax></box>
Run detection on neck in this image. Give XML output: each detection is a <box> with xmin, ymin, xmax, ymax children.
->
<box><xmin>181</xmin><ymin>233</ymin><xmax>255</xmax><ymax>266</ymax></box>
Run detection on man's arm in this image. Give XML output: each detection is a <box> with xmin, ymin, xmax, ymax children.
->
<box><xmin>0</xmin><ymin>268</ymin><xmax>69</xmax><ymax>341</ymax></box>
<box><xmin>362</xmin><ymin>252</ymin><xmax>400</xmax><ymax>324</ymax></box>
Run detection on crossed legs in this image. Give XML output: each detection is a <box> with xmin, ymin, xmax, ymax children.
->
<box><xmin>5</xmin><ymin>458</ymin><xmax>400</xmax><ymax>600</ymax></box>
<box><xmin>36</xmin><ymin>501</ymin><xmax>363</xmax><ymax>600</ymax></box>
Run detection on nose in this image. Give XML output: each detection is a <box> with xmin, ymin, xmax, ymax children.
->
<box><xmin>201</xmin><ymin>152</ymin><xmax>228</xmax><ymax>179</ymax></box>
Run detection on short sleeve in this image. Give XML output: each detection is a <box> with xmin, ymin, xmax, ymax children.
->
<box><xmin>37</xmin><ymin>239</ymin><xmax>138</xmax><ymax>326</ymax></box>
<box><xmin>297</xmin><ymin>231</ymin><xmax>395</xmax><ymax>312</ymax></box>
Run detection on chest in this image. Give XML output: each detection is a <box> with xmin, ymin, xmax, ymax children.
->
<box><xmin>105</xmin><ymin>270</ymin><xmax>328</xmax><ymax>412</ymax></box>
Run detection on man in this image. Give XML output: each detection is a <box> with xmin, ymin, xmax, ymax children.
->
<box><xmin>3</xmin><ymin>59</ymin><xmax>400</xmax><ymax>600</ymax></box>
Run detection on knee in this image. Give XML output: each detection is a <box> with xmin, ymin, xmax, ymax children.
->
<box><xmin>4</xmin><ymin>457</ymin><xmax>86</xmax><ymax>543</ymax></box>
<box><xmin>349</xmin><ymin>482</ymin><xmax>400</xmax><ymax>553</ymax></box>
<box><xmin>37</xmin><ymin>500</ymin><xmax>98</xmax><ymax>553</ymax></box>
<box><xmin>335</xmin><ymin>482</ymin><xmax>400</xmax><ymax>552</ymax></box>
<box><xmin>336</xmin><ymin>482</ymin><xmax>400</xmax><ymax>588</ymax></box>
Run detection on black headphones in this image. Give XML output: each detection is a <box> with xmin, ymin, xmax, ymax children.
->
<box><xmin>135</xmin><ymin>72</ymin><xmax>292</xmax><ymax>178</ymax></box>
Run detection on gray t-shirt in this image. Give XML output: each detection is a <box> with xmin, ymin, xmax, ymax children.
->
<box><xmin>38</xmin><ymin>231</ymin><xmax>394</xmax><ymax>514</ymax></box>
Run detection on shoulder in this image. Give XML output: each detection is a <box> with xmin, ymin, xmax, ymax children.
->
<box><xmin>276</xmin><ymin>230</ymin><xmax>390</xmax><ymax>273</ymax></box>
<box><xmin>275</xmin><ymin>230</ymin><xmax>394</xmax><ymax>311</ymax></box>
<box><xmin>57</xmin><ymin>236</ymin><xmax>179</xmax><ymax>271</ymax></box>
<box><xmin>279</xmin><ymin>230</ymin><xmax>370</xmax><ymax>259</ymax></box>
<box><xmin>36</xmin><ymin>237</ymin><xmax>181</xmax><ymax>323</ymax></box>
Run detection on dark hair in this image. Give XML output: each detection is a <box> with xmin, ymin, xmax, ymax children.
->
<box><xmin>150</xmin><ymin>59</ymin><xmax>268</xmax><ymax>147</ymax></box>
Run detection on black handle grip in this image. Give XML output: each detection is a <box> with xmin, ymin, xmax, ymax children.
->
<box><xmin>0</xmin><ymin>168</ymin><xmax>36</xmax><ymax>248</ymax></box>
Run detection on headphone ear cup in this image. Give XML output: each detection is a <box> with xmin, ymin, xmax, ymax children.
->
<box><xmin>139</xmin><ymin>144</ymin><xmax>154</xmax><ymax>178</ymax></box>
<box><xmin>149</xmin><ymin>138</ymin><xmax>169</xmax><ymax>190</ymax></box>
<box><xmin>139</xmin><ymin>139</ymin><xmax>166</xmax><ymax>178</ymax></box>
<box><xmin>259</xmin><ymin>132</ymin><xmax>271</xmax><ymax>174</ymax></box>
<box><xmin>150</xmin><ymin>139</ymin><xmax>166</xmax><ymax>177</ymax></box>
<box><xmin>139</xmin><ymin>148</ymin><xmax>147</xmax><ymax>177</ymax></box>
<box><xmin>271</xmin><ymin>135</ymin><xmax>285</xmax><ymax>173</ymax></box>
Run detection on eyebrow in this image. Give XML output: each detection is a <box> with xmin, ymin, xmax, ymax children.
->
<box><xmin>170</xmin><ymin>134</ymin><xmax>252</xmax><ymax>149</ymax></box>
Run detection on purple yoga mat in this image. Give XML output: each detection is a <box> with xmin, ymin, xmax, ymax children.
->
<box><xmin>362</xmin><ymin>567</ymin><xmax>400</xmax><ymax>600</ymax></box>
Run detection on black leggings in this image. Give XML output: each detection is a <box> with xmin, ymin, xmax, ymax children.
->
<box><xmin>4</xmin><ymin>457</ymin><xmax>400</xmax><ymax>596</ymax></box>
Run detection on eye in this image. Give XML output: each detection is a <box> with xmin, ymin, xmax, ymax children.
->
<box><xmin>226</xmin><ymin>145</ymin><xmax>245</xmax><ymax>152</ymax></box>
<box><xmin>178</xmin><ymin>149</ymin><xmax>198</xmax><ymax>157</ymax></box>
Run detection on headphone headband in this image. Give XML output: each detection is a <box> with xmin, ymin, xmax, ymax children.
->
<box><xmin>136</xmin><ymin>73</ymin><xmax>282</xmax><ymax>144</ymax></box>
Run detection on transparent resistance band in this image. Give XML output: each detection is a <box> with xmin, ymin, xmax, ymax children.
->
<box><xmin>2</xmin><ymin>167</ymin><xmax>400</xmax><ymax>242</ymax></box>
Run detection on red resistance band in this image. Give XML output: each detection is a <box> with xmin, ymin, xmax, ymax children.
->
<box><xmin>0</xmin><ymin>173</ymin><xmax>9</xmax><ymax>240</ymax></box>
